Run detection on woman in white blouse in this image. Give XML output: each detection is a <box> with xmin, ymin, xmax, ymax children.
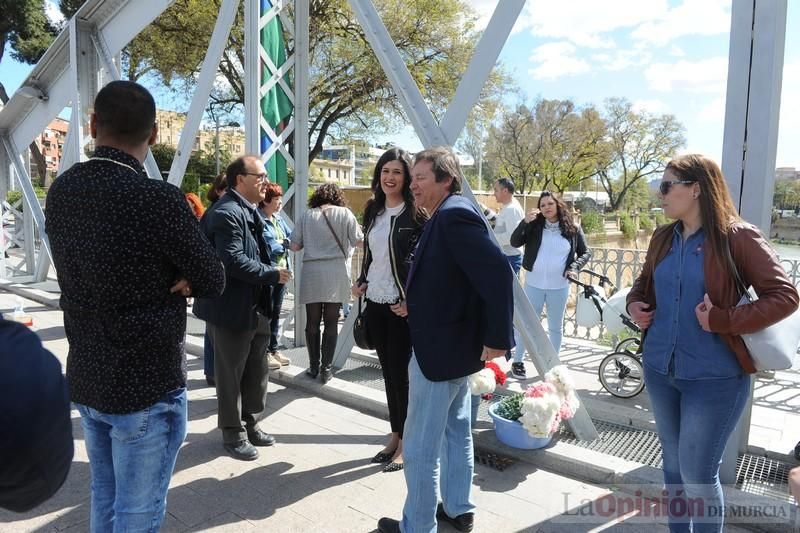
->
<box><xmin>352</xmin><ymin>148</ymin><xmax>426</xmax><ymax>473</ymax></box>
<box><xmin>510</xmin><ymin>191</ymin><xmax>592</xmax><ymax>370</ymax></box>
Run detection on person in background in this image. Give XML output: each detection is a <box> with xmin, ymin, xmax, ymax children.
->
<box><xmin>185</xmin><ymin>192</ymin><xmax>206</xmax><ymax>220</ymax></box>
<box><xmin>259</xmin><ymin>183</ymin><xmax>292</xmax><ymax>370</ymax></box>
<box><xmin>492</xmin><ymin>177</ymin><xmax>525</xmax><ymax>368</ymax></box>
<box><xmin>0</xmin><ymin>315</ymin><xmax>73</xmax><ymax>513</ymax></box>
<box><xmin>45</xmin><ymin>80</ymin><xmax>225</xmax><ymax>530</ymax></box>
<box><xmin>290</xmin><ymin>183</ymin><xmax>362</xmax><ymax>383</ymax></box>
<box><xmin>353</xmin><ymin>148</ymin><xmax>426</xmax><ymax>473</ymax></box>
<box><xmin>627</xmin><ymin>154</ymin><xmax>799</xmax><ymax>532</ymax></box>
<box><xmin>510</xmin><ymin>191</ymin><xmax>591</xmax><ymax>376</ymax></box>
<box><xmin>203</xmin><ymin>173</ymin><xmax>228</xmax><ymax>386</ymax></box>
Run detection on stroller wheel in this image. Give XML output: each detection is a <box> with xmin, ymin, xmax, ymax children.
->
<box><xmin>598</xmin><ymin>351</ymin><xmax>645</xmax><ymax>398</ymax></box>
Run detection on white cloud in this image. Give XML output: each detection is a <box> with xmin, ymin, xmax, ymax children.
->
<box><xmin>45</xmin><ymin>1</ymin><xmax>65</xmax><ymax>25</ymax></box>
<box><xmin>515</xmin><ymin>0</ymin><xmax>668</xmax><ymax>48</ymax></box>
<box><xmin>632</xmin><ymin>0</ymin><xmax>730</xmax><ymax>46</ymax></box>
<box><xmin>644</xmin><ymin>57</ymin><xmax>728</xmax><ymax>93</ymax></box>
<box><xmin>698</xmin><ymin>96</ymin><xmax>725</xmax><ymax>122</ymax></box>
<box><xmin>461</xmin><ymin>0</ymin><xmax>497</xmax><ymax>30</ymax></box>
<box><xmin>777</xmin><ymin>60</ymin><xmax>800</xmax><ymax>167</ymax></box>
<box><xmin>600</xmin><ymin>49</ymin><xmax>652</xmax><ymax>71</ymax></box>
<box><xmin>633</xmin><ymin>99</ymin><xmax>668</xmax><ymax>114</ymax></box>
<box><xmin>670</xmin><ymin>45</ymin><xmax>686</xmax><ymax>57</ymax></box>
<box><xmin>528</xmin><ymin>42</ymin><xmax>591</xmax><ymax>80</ymax></box>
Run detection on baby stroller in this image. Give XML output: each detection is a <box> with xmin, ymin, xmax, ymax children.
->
<box><xmin>571</xmin><ymin>270</ymin><xmax>645</xmax><ymax>398</ymax></box>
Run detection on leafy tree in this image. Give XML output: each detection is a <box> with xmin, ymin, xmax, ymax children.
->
<box><xmin>486</xmin><ymin>103</ymin><xmax>541</xmax><ymax>194</ymax></box>
<box><xmin>60</xmin><ymin>0</ymin><xmax>508</xmax><ymax>163</ymax></box>
<box><xmin>579</xmin><ymin>210</ymin><xmax>604</xmax><ymax>236</ymax></box>
<box><xmin>486</xmin><ymin>98</ymin><xmax>608</xmax><ymax>195</ymax></box>
<box><xmin>596</xmin><ymin>98</ymin><xmax>685</xmax><ymax>211</ymax></box>
<box><xmin>0</xmin><ymin>0</ymin><xmax>58</xmax><ymax>64</ymax></box>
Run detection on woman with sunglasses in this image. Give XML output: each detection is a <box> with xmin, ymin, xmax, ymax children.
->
<box><xmin>627</xmin><ymin>154</ymin><xmax>798</xmax><ymax>532</ymax></box>
<box><xmin>510</xmin><ymin>190</ymin><xmax>592</xmax><ymax>374</ymax></box>
<box><xmin>352</xmin><ymin>148</ymin><xmax>426</xmax><ymax>473</ymax></box>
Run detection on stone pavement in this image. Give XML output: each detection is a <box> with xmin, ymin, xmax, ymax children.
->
<box><xmin>1</xmin><ymin>289</ymin><xmax>758</xmax><ymax>533</ymax></box>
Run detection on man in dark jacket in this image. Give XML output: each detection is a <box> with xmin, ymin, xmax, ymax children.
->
<box><xmin>194</xmin><ymin>155</ymin><xmax>291</xmax><ymax>461</ymax></box>
<box><xmin>46</xmin><ymin>80</ymin><xmax>225</xmax><ymax>531</ymax></box>
<box><xmin>0</xmin><ymin>316</ymin><xmax>72</xmax><ymax>513</ymax></box>
<box><xmin>378</xmin><ymin>147</ymin><xmax>514</xmax><ymax>533</ymax></box>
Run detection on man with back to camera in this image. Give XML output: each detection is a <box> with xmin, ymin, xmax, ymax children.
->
<box><xmin>194</xmin><ymin>155</ymin><xmax>291</xmax><ymax>461</ymax></box>
<box><xmin>378</xmin><ymin>146</ymin><xmax>514</xmax><ymax>533</ymax></box>
<box><xmin>45</xmin><ymin>80</ymin><xmax>225</xmax><ymax>531</ymax></box>
<box><xmin>492</xmin><ymin>177</ymin><xmax>527</xmax><ymax>378</ymax></box>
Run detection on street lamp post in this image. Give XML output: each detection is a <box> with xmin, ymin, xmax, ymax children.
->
<box><xmin>214</xmin><ymin>117</ymin><xmax>241</xmax><ymax>175</ymax></box>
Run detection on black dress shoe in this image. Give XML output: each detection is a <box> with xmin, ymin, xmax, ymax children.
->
<box><xmin>305</xmin><ymin>367</ymin><xmax>319</xmax><ymax>378</ymax></box>
<box><xmin>382</xmin><ymin>461</ymin><xmax>403</xmax><ymax>473</ymax></box>
<box><xmin>371</xmin><ymin>449</ymin><xmax>397</xmax><ymax>463</ymax></box>
<box><xmin>320</xmin><ymin>366</ymin><xmax>333</xmax><ymax>383</ymax></box>
<box><xmin>247</xmin><ymin>429</ymin><xmax>276</xmax><ymax>447</ymax></box>
<box><xmin>437</xmin><ymin>503</ymin><xmax>474</xmax><ymax>532</ymax></box>
<box><xmin>223</xmin><ymin>440</ymin><xmax>259</xmax><ymax>461</ymax></box>
<box><xmin>377</xmin><ymin>517</ymin><xmax>401</xmax><ymax>533</ymax></box>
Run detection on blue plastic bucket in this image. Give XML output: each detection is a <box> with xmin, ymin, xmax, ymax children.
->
<box><xmin>488</xmin><ymin>402</ymin><xmax>552</xmax><ymax>450</ymax></box>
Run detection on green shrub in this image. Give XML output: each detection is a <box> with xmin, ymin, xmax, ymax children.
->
<box><xmin>619</xmin><ymin>212</ymin><xmax>637</xmax><ymax>240</ymax></box>
<box><xmin>580</xmin><ymin>211</ymin><xmax>604</xmax><ymax>235</ymax></box>
<box><xmin>5</xmin><ymin>187</ymin><xmax>47</xmax><ymax>206</ymax></box>
<box><xmin>654</xmin><ymin>211</ymin><xmax>668</xmax><ymax>226</ymax></box>
<box><xmin>639</xmin><ymin>212</ymin><xmax>654</xmax><ymax>233</ymax></box>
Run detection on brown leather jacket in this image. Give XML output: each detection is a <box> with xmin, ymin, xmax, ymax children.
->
<box><xmin>627</xmin><ymin>221</ymin><xmax>799</xmax><ymax>373</ymax></box>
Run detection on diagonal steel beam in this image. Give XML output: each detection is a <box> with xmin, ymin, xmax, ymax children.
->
<box><xmin>347</xmin><ymin>0</ymin><xmax>598</xmax><ymax>440</ymax></box>
<box><xmin>167</xmin><ymin>0</ymin><xmax>240</xmax><ymax>186</ymax></box>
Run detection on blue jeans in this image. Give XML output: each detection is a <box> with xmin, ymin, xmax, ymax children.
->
<box><xmin>644</xmin><ymin>364</ymin><xmax>750</xmax><ymax>532</ymax></box>
<box><xmin>515</xmin><ymin>284</ymin><xmax>570</xmax><ymax>361</ymax></box>
<box><xmin>402</xmin><ymin>356</ymin><xmax>474</xmax><ymax>533</ymax></box>
<box><xmin>76</xmin><ymin>388</ymin><xmax>188</xmax><ymax>533</ymax></box>
<box><xmin>268</xmin><ymin>283</ymin><xmax>287</xmax><ymax>353</ymax></box>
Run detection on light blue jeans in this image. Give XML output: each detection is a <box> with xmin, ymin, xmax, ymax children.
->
<box><xmin>76</xmin><ymin>388</ymin><xmax>188</xmax><ymax>533</ymax></box>
<box><xmin>402</xmin><ymin>356</ymin><xmax>474</xmax><ymax>533</ymax></box>
<box><xmin>514</xmin><ymin>284</ymin><xmax>570</xmax><ymax>361</ymax></box>
<box><xmin>644</xmin><ymin>364</ymin><xmax>750</xmax><ymax>533</ymax></box>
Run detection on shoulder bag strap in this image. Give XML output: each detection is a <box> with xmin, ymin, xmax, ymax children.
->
<box><xmin>722</xmin><ymin>235</ymin><xmax>753</xmax><ymax>302</ymax></box>
<box><xmin>321</xmin><ymin>208</ymin><xmax>347</xmax><ymax>257</ymax></box>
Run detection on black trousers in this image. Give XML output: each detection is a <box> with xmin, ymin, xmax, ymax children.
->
<box><xmin>208</xmin><ymin>315</ymin><xmax>270</xmax><ymax>444</ymax></box>
<box><xmin>366</xmin><ymin>300</ymin><xmax>412</xmax><ymax>437</ymax></box>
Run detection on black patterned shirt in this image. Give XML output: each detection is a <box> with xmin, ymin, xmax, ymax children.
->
<box><xmin>46</xmin><ymin>146</ymin><xmax>225</xmax><ymax>413</ymax></box>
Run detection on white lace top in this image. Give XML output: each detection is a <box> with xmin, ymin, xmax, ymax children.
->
<box><xmin>366</xmin><ymin>204</ymin><xmax>405</xmax><ymax>303</ymax></box>
<box><xmin>527</xmin><ymin>219</ymin><xmax>570</xmax><ymax>290</ymax></box>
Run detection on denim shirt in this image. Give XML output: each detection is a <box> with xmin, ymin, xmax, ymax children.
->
<box><xmin>643</xmin><ymin>224</ymin><xmax>742</xmax><ymax>379</ymax></box>
<box><xmin>261</xmin><ymin>212</ymin><xmax>291</xmax><ymax>268</ymax></box>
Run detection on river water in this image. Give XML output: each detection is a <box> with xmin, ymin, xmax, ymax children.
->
<box><xmin>771</xmin><ymin>242</ymin><xmax>800</xmax><ymax>261</ymax></box>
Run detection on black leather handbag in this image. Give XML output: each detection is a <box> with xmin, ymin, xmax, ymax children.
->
<box><xmin>353</xmin><ymin>297</ymin><xmax>374</xmax><ymax>350</ymax></box>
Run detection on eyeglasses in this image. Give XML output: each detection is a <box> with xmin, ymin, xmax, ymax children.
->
<box><xmin>659</xmin><ymin>180</ymin><xmax>695</xmax><ymax>196</ymax></box>
<box><xmin>243</xmin><ymin>172</ymin><xmax>268</xmax><ymax>182</ymax></box>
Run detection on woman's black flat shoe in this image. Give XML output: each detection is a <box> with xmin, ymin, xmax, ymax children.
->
<box><xmin>305</xmin><ymin>367</ymin><xmax>319</xmax><ymax>379</ymax></box>
<box><xmin>383</xmin><ymin>461</ymin><xmax>404</xmax><ymax>473</ymax></box>
<box><xmin>371</xmin><ymin>449</ymin><xmax>397</xmax><ymax>463</ymax></box>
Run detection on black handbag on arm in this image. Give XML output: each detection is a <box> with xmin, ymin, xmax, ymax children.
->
<box><xmin>352</xmin><ymin>297</ymin><xmax>374</xmax><ymax>350</ymax></box>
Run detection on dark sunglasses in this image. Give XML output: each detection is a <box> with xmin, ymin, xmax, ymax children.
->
<box><xmin>659</xmin><ymin>180</ymin><xmax>695</xmax><ymax>196</ymax></box>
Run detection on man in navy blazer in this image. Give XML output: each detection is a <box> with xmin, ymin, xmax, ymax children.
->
<box><xmin>378</xmin><ymin>147</ymin><xmax>514</xmax><ymax>533</ymax></box>
<box><xmin>194</xmin><ymin>155</ymin><xmax>291</xmax><ymax>461</ymax></box>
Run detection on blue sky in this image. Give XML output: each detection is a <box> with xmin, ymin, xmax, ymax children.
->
<box><xmin>470</xmin><ymin>0</ymin><xmax>799</xmax><ymax>169</ymax></box>
<box><xmin>0</xmin><ymin>0</ymin><xmax>797</xmax><ymax>169</ymax></box>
